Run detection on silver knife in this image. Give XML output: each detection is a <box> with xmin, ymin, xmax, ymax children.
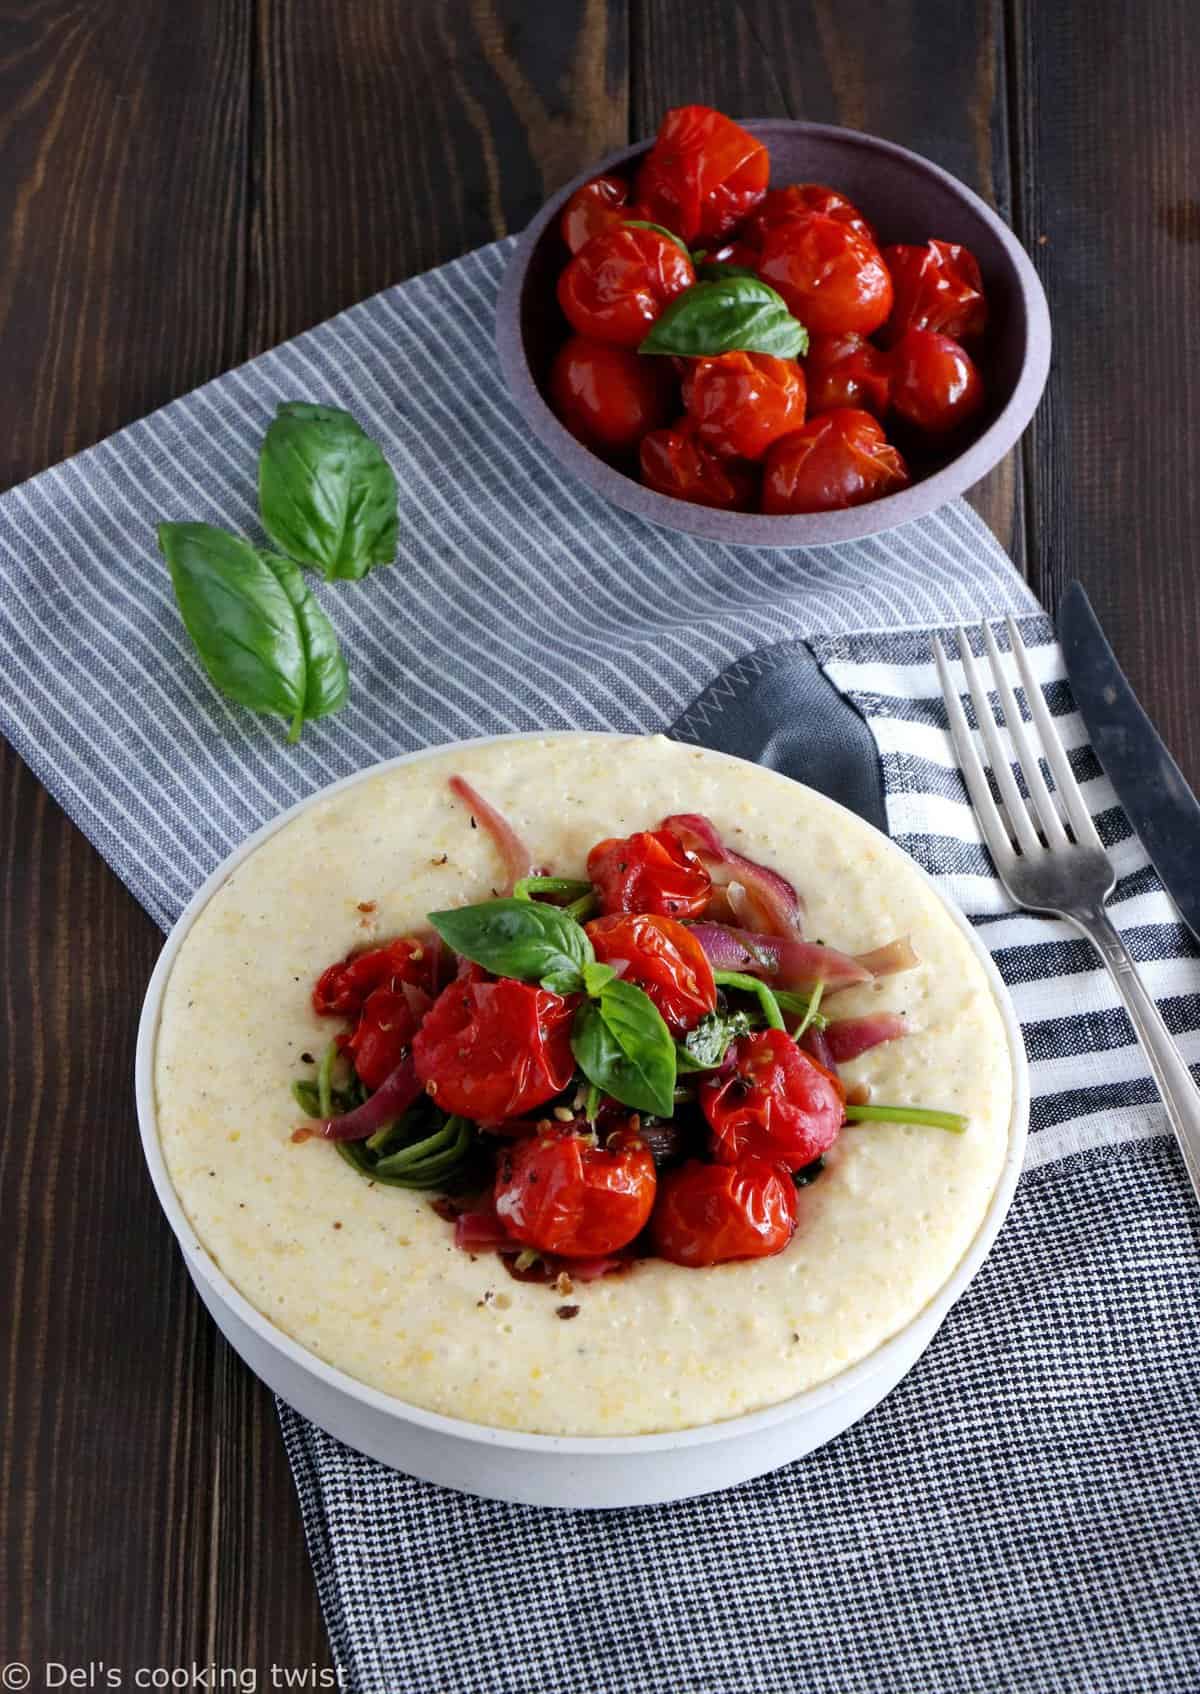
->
<box><xmin>1059</xmin><ymin>580</ymin><xmax>1200</xmax><ymax>943</ymax></box>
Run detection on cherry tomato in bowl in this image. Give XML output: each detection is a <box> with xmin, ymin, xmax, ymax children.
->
<box><xmin>635</xmin><ymin>104</ymin><xmax>769</xmax><ymax>244</ymax></box>
<box><xmin>745</xmin><ymin>182</ymin><xmax>874</xmax><ymax>245</ymax></box>
<box><xmin>701</xmin><ymin>1028</ymin><xmax>845</xmax><ymax>1168</ymax></box>
<box><xmin>639</xmin><ymin>418</ymin><xmax>758</xmax><ymax>510</ymax></box>
<box><xmin>557</xmin><ymin>225</ymin><xmax>695</xmax><ymax>348</ymax></box>
<box><xmin>549</xmin><ymin>336</ymin><xmax>675</xmax><ymax>456</ymax></box>
<box><xmin>804</xmin><ymin>332</ymin><xmax>892</xmax><ymax>419</ymax></box>
<box><xmin>761</xmin><ymin>408</ymin><xmax>909</xmax><ymax>514</ymax></box>
<box><xmin>888</xmin><ymin>329</ymin><xmax>985</xmax><ymax>436</ymax></box>
<box><xmin>586</xmin><ymin>912</ymin><xmax>716</xmax><ymax>1033</ymax></box>
<box><xmin>651</xmin><ymin>1155</ymin><xmax>797</xmax><ymax>1267</ymax></box>
<box><xmin>560</xmin><ymin>175</ymin><xmax>638</xmax><ymax>255</ymax></box>
<box><xmin>880</xmin><ymin>239</ymin><xmax>988</xmax><ymax>347</ymax></box>
<box><xmin>586</xmin><ymin>827</ymin><xmax>711</xmax><ymax>918</ymax></box>
<box><xmin>757</xmin><ymin>213</ymin><xmax>894</xmax><ymax>337</ymax></box>
<box><xmin>412</xmin><ymin>970</ymin><xmax>576</xmax><ymax>1121</ymax></box>
<box><xmin>681</xmin><ymin>351</ymin><xmax>807</xmax><ymax>461</ymax></box>
<box><xmin>494</xmin><ymin>1124</ymin><xmax>657</xmax><ymax>1258</ymax></box>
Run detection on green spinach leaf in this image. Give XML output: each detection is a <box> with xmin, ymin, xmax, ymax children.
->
<box><xmin>675</xmin><ymin>1007</ymin><xmax>754</xmax><ymax>1073</ymax></box>
<box><xmin>258</xmin><ymin>401</ymin><xmax>398</xmax><ymax>581</ymax></box>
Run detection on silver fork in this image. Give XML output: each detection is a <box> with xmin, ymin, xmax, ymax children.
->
<box><xmin>934</xmin><ymin>618</ymin><xmax>1200</xmax><ymax>1202</ymax></box>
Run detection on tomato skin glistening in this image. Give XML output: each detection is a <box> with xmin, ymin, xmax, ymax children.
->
<box><xmin>494</xmin><ymin>1125</ymin><xmax>657</xmax><ymax>1258</ymax></box>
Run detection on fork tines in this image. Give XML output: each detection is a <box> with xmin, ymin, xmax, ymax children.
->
<box><xmin>932</xmin><ymin>619</ymin><xmax>1104</xmax><ymax>864</ymax></box>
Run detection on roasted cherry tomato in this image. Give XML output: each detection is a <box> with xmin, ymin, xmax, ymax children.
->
<box><xmin>804</xmin><ymin>331</ymin><xmax>892</xmax><ymax>419</ymax></box>
<box><xmin>761</xmin><ymin>408</ymin><xmax>909</xmax><ymax>514</ymax></box>
<box><xmin>586</xmin><ymin>913</ymin><xmax>717</xmax><ymax>1033</ymax></box>
<box><xmin>494</xmin><ymin>1124</ymin><xmax>657</xmax><ymax>1257</ymax></box>
<box><xmin>343</xmin><ymin>988</ymin><xmax>420</xmax><ymax>1091</ymax></box>
<box><xmin>561</xmin><ymin>174</ymin><xmax>636</xmax><ymax>254</ymax></box>
<box><xmin>549</xmin><ymin>336</ymin><xmax>675</xmax><ymax>455</ymax></box>
<box><xmin>681</xmin><ymin>351</ymin><xmax>807</xmax><ymax>461</ymax></box>
<box><xmin>757</xmin><ymin>213</ymin><xmax>893</xmax><ymax>338</ymax></box>
<box><xmin>587</xmin><ymin>828</ymin><xmax>711</xmax><ymax>919</ymax></box>
<box><xmin>411</xmin><ymin>969</ymin><xmax>576</xmax><ymax>1121</ymax></box>
<box><xmin>557</xmin><ymin>225</ymin><xmax>695</xmax><ymax>348</ymax></box>
<box><xmin>704</xmin><ymin>238</ymin><xmax>761</xmax><ymax>271</ymax></box>
<box><xmin>650</xmin><ymin>1155</ymin><xmax>797</xmax><ymax>1266</ymax></box>
<box><xmin>639</xmin><ymin>417</ymin><xmax>758</xmax><ymax>510</ymax></box>
<box><xmin>312</xmin><ymin>936</ymin><xmax>427</xmax><ymax>1018</ymax></box>
<box><xmin>888</xmin><ymin>329</ymin><xmax>984</xmax><ymax>435</ymax></box>
<box><xmin>634</xmin><ymin>105</ymin><xmax>769</xmax><ymax>244</ymax></box>
<box><xmin>701</xmin><ymin>1028</ymin><xmax>845</xmax><ymax>1168</ymax></box>
<box><xmin>745</xmin><ymin>183</ymin><xmax>874</xmax><ymax>245</ymax></box>
<box><xmin>879</xmin><ymin>239</ymin><xmax>988</xmax><ymax>347</ymax></box>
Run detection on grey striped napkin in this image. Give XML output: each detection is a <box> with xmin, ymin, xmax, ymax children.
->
<box><xmin>1</xmin><ymin>235</ymin><xmax>1197</xmax><ymax>1693</ymax></box>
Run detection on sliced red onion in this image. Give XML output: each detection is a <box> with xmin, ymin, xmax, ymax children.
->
<box><xmin>449</xmin><ymin>774</ymin><xmax>533</xmax><ymax>894</ymax></box>
<box><xmin>316</xmin><ymin>1055</ymin><xmax>423</xmax><ymax>1142</ymax></box>
<box><xmin>570</xmin><ymin>1255</ymin><xmax>628</xmax><ymax>1281</ymax></box>
<box><xmin>687</xmin><ymin>923</ymin><xmax>872</xmax><ymax>993</ymax></box>
<box><xmin>824</xmin><ymin>1013</ymin><xmax>909</xmax><ymax>1063</ymax></box>
<box><xmin>662</xmin><ymin>813</ymin><xmax>804</xmax><ymax>936</ymax></box>
<box><xmin>854</xmin><ymin>936</ymin><xmax>920</xmax><ymax>978</ymax></box>
<box><xmin>400</xmin><ymin>981</ymin><xmax>433</xmax><ymax>1021</ymax></box>
<box><xmin>454</xmin><ymin>1206</ymin><xmax>512</xmax><ymax>1253</ymax></box>
<box><xmin>800</xmin><ymin>1025</ymin><xmax>837</xmax><ymax>1072</ymax></box>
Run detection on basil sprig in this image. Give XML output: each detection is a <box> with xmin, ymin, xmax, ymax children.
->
<box><xmin>571</xmin><ymin>977</ymin><xmax>677</xmax><ymax>1118</ymax></box>
<box><xmin>427</xmin><ymin>898</ymin><xmax>593</xmax><ymax>994</ymax></box>
<box><xmin>639</xmin><ymin>275</ymin><xmax>809</xmax><ymax>359</ymax></box>
<box><xmin>158</xmin><ymin>523</ymin><xmax>348</xmax><ymax>742</ymax></box>
<box><xmin>675</xmin><ymin>1007</ymin><xmax>754</xmax><ymax>1073</ymax></box>
<box><xmin>259</xmin><ymin>401</ymin><xmax>399</xmax><ymax>582</ymax></box>
<box><xmin>427</xmin><ymin>897</ymin><xmax>677</xmax><ymax>1115</ymax></box>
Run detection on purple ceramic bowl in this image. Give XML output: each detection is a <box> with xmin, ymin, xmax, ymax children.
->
<box><xmin>496</xmin><ymin>120</ymin><xmax>1050</xmax><ymax>547</ymax></box>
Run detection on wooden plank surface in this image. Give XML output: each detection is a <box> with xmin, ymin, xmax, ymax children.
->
<box><xmin>1</xmin><ymin>0</ymin><xmax>1196</xmax><ymax>1680</ymax></box>
<box><xmin>1011</xmin><ymin>0</ymin><xmax>1200</xmax><ymax>781</ymax></box>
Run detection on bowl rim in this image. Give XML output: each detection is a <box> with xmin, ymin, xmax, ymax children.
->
<box><xmin>135</xmin><ymin>730</ymin><xmax>1030</xmax><ymax>1455</ymax></box>
<box><xmin>496</xmin><ymin>118</ymin><xmax>1051</xmax><ymax>547</ymax></box>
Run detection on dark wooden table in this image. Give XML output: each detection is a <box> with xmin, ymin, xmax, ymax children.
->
<box><xmin>3</xmin><ymin>0</ymin><xmax>1198</xmax><ymax>1681</ymax></box>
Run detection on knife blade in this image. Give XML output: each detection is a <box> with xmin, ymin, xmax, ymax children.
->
<box><xmin>1059</xmin><ymin>580</ymin><xmax>1200</xmax><ymax>942</ymax></box>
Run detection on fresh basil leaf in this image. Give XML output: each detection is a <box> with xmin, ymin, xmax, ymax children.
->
<box><xmin>571</xmin><ymin>979</ymin><xmax>676</xmax><ymax>1118</ymax></box>
<box><xmin>582</xmin><ymin>961</ymin><xmax>616</xmax><ymax>996</ymax></box>
<box><xmin>259</xmin><ymin>401</ymin><xmax>399</xmax><ymax>582</ymax></box>
<box><xmin>622</xmin><ymin>219</ymin><xmax>691</xmax><ymax>257</ymax></box>
<box><xmin>675</xmin><ymin>1007</ymin><xmax>754</xmax><ymax>1073</ymax></box>
<box><xmin>639</xmin><ymin>276</ymin><xmax>809</xmax><ymax>359</ymax></box>
<box><xmin>427</xmin><ymin>898</ymin><xmax>593</xmax><ymax>990</ymax></box>
<box><xmin>159</xmin><ymin>522</ymin><xmax>347</xmax><ymax>740</ymax></box>
<box><xmin>697</xmin><ymin>261</ymin><xmax>760</xmax><ymax>282</ymax></box>
<box><xmin>259</xmin><ymin>551</ymin><xmax>349</xmax><ymax>732</ymax></box>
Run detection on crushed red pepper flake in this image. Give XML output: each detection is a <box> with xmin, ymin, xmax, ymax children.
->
<box><xmin>556</xmin><ymin>1304</ymin><xmax>581</xmax><ymax>1320</ymax></box>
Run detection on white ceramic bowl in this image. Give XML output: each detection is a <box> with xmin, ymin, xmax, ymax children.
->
<box><xmin>135</xmin><ymin>735</ymin><xmax>1029</xmax><ymax>1510</ymax></box>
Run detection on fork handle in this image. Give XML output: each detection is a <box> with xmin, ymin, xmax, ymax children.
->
<box><xmin>1074</xmin><ymin>903</ymin><xmax>1200</xmax><ymax>1200</ymax></box>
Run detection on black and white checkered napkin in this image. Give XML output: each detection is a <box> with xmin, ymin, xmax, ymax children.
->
<box><xmin>1</xmin><ymin>236</ymin><xmax>1197</xmax><ymax>1692</ymax></box>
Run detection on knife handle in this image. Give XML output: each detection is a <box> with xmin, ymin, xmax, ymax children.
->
<box><xmin>1077</xmin><ymin>903</ymin><xmax>1200</xmax><ymax>1201</ymax></box>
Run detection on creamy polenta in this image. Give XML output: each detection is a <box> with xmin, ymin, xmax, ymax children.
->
<box><xmin>154</xmin><ymin>735</ymin><xmax>1014</xmax><ymax>1436</ymax></box>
